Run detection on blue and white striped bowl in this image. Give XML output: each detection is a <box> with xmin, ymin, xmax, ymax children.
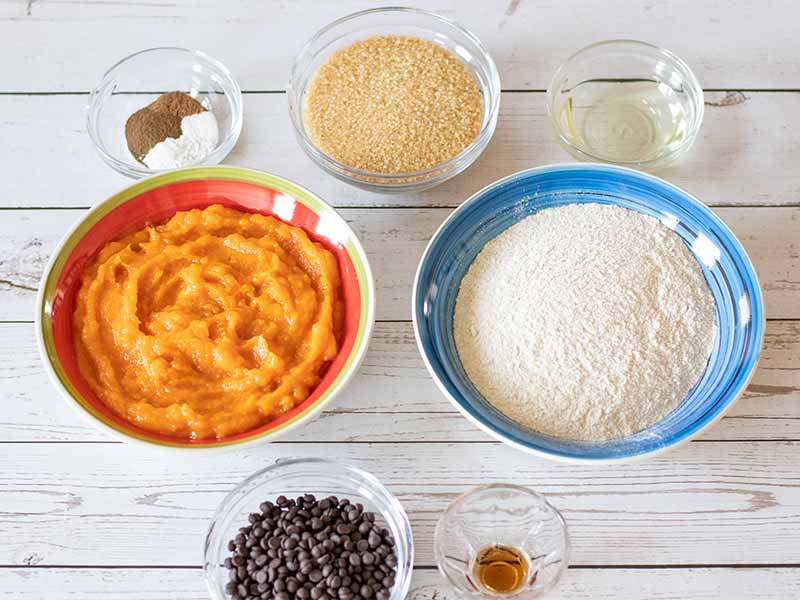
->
<box><xmin>412</xmin><ymin>164</ymin><xmax>764</xmax><ymax>463</ymax></box>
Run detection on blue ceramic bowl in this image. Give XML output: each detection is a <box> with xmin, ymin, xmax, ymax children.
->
<box><xmin>412</xmin><ymin>164</ymin><xmax>764</xmax><ymax>463</ymax></box>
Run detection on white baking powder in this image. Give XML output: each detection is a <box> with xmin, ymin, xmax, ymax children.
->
<box><xmin>143</xmin><ymin>110</ymin><xmax>219</xmax><ymax>169</ymax></box>
<box><xmin>453</xmin><ymin>203</ymin><xmax>717</xmax><ymax>441</ymax></box>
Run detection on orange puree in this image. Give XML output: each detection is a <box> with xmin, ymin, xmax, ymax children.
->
<box><xmin>73</xmin><ymin>205</ymin><xmax>343</xmax><ymax>440</ymax></box>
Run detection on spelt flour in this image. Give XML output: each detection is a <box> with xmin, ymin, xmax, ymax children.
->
<box><xmin>453</xmin><ymin>203</ymin><xmax>717</xmax><ymax>441</ymax></box>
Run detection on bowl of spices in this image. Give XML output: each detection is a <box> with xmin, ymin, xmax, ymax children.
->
<box><xmin>87</xmin><ymin>47</ymin><xmax>242</xmax><ymax>178</ymax></box>
<box><xmin>413</xmin><ymin>164</ymin><xmax>764</xmax><ymax>463</ymax></box>
<box><xmin>288</xmin><ymin>7</ymin><xmax>501</xmax><ymax>193</ymax></box>
<box><xmin>204</xmin><ymin>458</ymin><xmax>413</xmax><ymax>600</ymax></box>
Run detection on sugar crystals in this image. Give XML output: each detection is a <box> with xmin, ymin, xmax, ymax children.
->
<box><xmin>303</xmin><ymin>35</ymin><xmax>484</xmax><ymax>174</ymax></box>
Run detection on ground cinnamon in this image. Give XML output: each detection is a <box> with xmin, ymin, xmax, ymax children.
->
<box><xmin>149</xmin><ymin>91</ymin><xmax>206</xmax><ymax>119</ymax></box>
<box><xmin>125</xmin><ymin>91</ymin><xmax>207</xmax><ymax>164</ymax></box>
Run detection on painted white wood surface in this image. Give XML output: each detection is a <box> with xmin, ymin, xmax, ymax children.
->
<box><xmin>2</xmin><ymin>207</ymin><xmax>799</xmax><ymax>322</ymax></box>
<box><xmin>1</xmin><ymin>2</ymin><xmax>799</xmax><ymax>599</ymax></box>
<box><xmin>2</xmin><ymin>320</ymin><xmax>798</xmax><ymax>442</ymax></box>
<box><xmin>2</xmin><ymin>442</ymin><xmax>800</xmax><ymax>567</ymax></box>
<box><xmin>0</xmin><ymin>1</ymin><xmax>797</xmax><ymax>91</ymax></box>
<box><xmin>2</xmin><ymin>92</ymin><xmax>798</xmax><ymax>209</ymax></box>
<box><xmin>2</xmin><ymin>568</ymin><xmax>800</xmax><ymax>600</ymax></box>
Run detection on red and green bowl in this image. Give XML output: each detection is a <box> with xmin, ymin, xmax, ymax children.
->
<box><xmin>35</xmin><ymin>166</ymin><xmax>375</xmax><ymax>450</ymax></box>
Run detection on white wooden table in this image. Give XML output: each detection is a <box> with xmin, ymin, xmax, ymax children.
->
<box><xmin>2</xmin><ymin>1</ymin><xmax>799</xmax><ymax>598</ymax></box>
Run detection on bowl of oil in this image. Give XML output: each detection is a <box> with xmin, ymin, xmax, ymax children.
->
<box><xmin>546</xmin><ymin>39</ymin><xmax>704</xmax><ymax>170</ymax></box>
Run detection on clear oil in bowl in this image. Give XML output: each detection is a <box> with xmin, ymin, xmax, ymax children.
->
<box><xmin>557</xmin><ymin>79</ymin><xmax>690</xmax><ymax>163</ymax></box>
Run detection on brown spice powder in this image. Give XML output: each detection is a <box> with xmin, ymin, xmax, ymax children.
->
<box><xmin>149</xmin><ymin>91</ymin><xmax>207</xmax><ymax>118</ymax></box>
<box><xmin>125</xmin><ymin>91</ymin><xmax>207</xmax><ymax>163</ymax></box>
<box><xmin>302</xmin><ymin>35</ymin><xmax>484</xmax><ymax>174</ymax></box>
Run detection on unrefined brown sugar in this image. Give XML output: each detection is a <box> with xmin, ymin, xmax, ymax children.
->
<box><xmin>302</xmin><ymin>35</ymin><xmax>483</xmax><ymax>174</ymax></box>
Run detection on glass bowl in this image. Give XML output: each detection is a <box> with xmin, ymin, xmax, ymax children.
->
<box><xmin>435</xmin><ymin>484</ymin><xmax>569</xmax><ymax>599</ymax></box>
<box><xmin>546</xmin><ymin>40</ymin><xmax>704</xmax><ymax>170</ymax></box>
<box><xmin>87</xmin><ymin>47</ymin><xmax>243</xmax><ymax>178</ymax></box>
<box><xmin>204</xmin><ymin>458</ymin><xmax>414</xmax><ymax>600</ymax></box>
<box><xmin>287</xmin><ymin>7</ymin><xmax>501</xmax><ymax>193</ymax></box>
<box><xmin>413</xmin><ymin>164</ymin><xmax>765</xmax><ymax>463</ymax></box>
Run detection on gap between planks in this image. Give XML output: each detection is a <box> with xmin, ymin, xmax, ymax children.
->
<box><xmin>0</xmin><ymin>439</ymin><xmax>797</xmax><ymax>445</ymax></box>
<box><xmin>1</xmin><ymin>88</ymin><xmax>800</xmax><ymax>95</ymax></box>
<box><xmin>2</xmin><ymin>203</ymin><xmax>800</xmax><ymax>210</ymax></box>
<box><xmin>2</xmin><ymin>563</ymin><xmax>800</xmax><ymax>570</ymax></box>
<box><xmin>1</xmin><ymin>318</ymin><xmax>796</xmax><ymax>324</ymax></box>
<box><xmin>3</xmin><ymin>92</ymin><xmax>799</xmax><ymax>209</ymax></box>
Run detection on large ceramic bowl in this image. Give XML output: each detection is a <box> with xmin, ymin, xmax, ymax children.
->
<box><xmin>36</xmin><ymin>167</ymin><xmax>374</xmax><ymax>450</ymax></box>
<box><xmin>413</xmin><ymin>164</ymin><xmax>764</xmax><ymax>463</ymax></box>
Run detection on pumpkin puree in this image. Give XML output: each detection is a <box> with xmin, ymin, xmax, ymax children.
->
<box><xmin>73</xmin><ymin>205</ymin><xmax>343</xmax><ymax>440</ymax></box>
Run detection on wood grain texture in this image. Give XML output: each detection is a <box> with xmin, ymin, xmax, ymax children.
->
<box><xmin>0</xmin><ymin>1</ymin><xmax>796</xmax><ymax>91</ymax></box>
<box><xmin>2</xmin><ymin>206</ymin><xmax>798</xmax><ymax>322</ymax></box>
<box><xmin>1</xmin><ymin>207</ymin><xmax>438</xmax><ymax>322</ymax></box>
<box><xmin>2</xmin><ymin>92</ymin><xmax>799</xmax><ymax>209</ymax></box>
<box><xmin>2</xmin><ymin>320</ymin><xmax>797</xmax><ymax>443</ymax></box>
<box><xmin>2</xmin><ymin>2</ymin><xmax>799</xmax><ymax>594</ymax></box>
<box><xmin>1</xmin><ymin>441</ymin><xmax>799</xmax><ymax>567</ymax></box>
<box><xmin>1</xmin><ymin>567</ymin><xmax>799</xmax><ymax>600</ymax></box>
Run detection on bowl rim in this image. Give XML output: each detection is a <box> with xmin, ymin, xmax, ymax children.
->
<box><xmin>35</xmin><ymin>165</ymin><xmax>375</xmax><ymax>453</ymax></box>
<box><xmin>412</xmin><ymin>162</ymin><xmax>765</xmax><ymax>464</ymax></box>
<box><xmin>203</xmin><ymin>457</ymin><xmax>415</xmax><ymax>600</ymax></box>
<box><xmin>86</xmin><ymin>46</ymin><xmax>244</xmax><ymax>179</ymax></box>
<box><xmin>545</xmin><ymin>39</ymin><xmax>705</xmax><ymax>168</ymax></box>
<box><xmin>287</xmin><ymin>6</ymin><xmax>502</xmax><ymax>184</ymax></box>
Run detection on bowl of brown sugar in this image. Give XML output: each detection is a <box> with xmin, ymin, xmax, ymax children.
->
<box><xmin>288</xmin><ymin>7</ymin><xmax>501</xmax><ymax>193</ymax></box>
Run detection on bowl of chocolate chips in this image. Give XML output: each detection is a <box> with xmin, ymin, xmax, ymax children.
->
<box><xmin>204</xmin><ymin>458</ymin><xmax>414</xmax><ymax>600</ymax></box>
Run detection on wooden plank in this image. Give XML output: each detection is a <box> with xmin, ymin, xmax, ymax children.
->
<box><xmin>1</xmin><ymin>567</ymin><xmax>799</xmax><ymax>600</ymax></box>
<box><xmin>0</xmin><ymin>1</ymin><xmax>797</xmax><ymax>91</ymax></box>
<box><xmin>2</xmin><ymin>206</ymin><xmax>798</xmax><ymax>322</ymax></box>
<box><xmin>2</xmin><ymin>320</ymin><xmax>797</xmax><ymax>443</ymax></box>
<box><xmin>0</xmin><ymin>207</ymin><xmax>438</xmax><ymax>323</ymax></box>
<box><xmin>1</xmin><ymin>441</ymin><xmax>799</xmax><ymax>566</ymax></box>
<box><xmin>1</xmin><ymin>92</ymin><xmax>799</xmax><ymax>210</ymax></box>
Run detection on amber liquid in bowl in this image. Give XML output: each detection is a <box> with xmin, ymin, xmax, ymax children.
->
<box><xmin>472</xmin><ymin>544</ymin><xmax>530</xmax><ymax>594</ymax></box>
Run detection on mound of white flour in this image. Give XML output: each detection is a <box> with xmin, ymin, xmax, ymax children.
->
<box><xmin>453</xmin><ymin>203</ymin><xmax>717</xmax><ymax>441</ymax></box>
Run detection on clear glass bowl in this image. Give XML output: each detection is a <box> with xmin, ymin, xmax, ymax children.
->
<box><xmin>287</xmin><ymin>7</ymin><xmax>501</xmax><ymax>193</ymax></box>
<box><xmin>87</xmin><ymin>47</ymin><xmax>243</xmax><ymax>178</ymax></box>
<box><xmin>546</xmin><ymin>40</ymin><xmax>704</xmax><ymax>170</ymax></box>
<box><xmin>204</xmin><ymin>458</ymin><xmax>414</xmax><ymax>600</ymax></box>
<box><xmin>434</xmin><ymin>484</ymin><xmax>569</xmax><ymax>599</ymax></box>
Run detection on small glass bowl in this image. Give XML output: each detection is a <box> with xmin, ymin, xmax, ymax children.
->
<box><xmin>434</xmin><ymin>484</ymin><xmax>569</xmax><ymax>599</ymax></box>
<box><xmin>204</xmin><ymin>458</ymin><xmax>414</xmax><ymax>600</ymax></box>
<box><xmin>546</xmin><ymin>40</ymin><xmax>704</xmax><ymax>170</ymax></box>
<box><xmin>287</xmin><ymin>7</ymin><xmax>501</xmax><ymax>193</ymax></box>
<box><xmin>87</xmin><ymin>47</ymin><xmax>243</xmax><ymax>178</ymax></box>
